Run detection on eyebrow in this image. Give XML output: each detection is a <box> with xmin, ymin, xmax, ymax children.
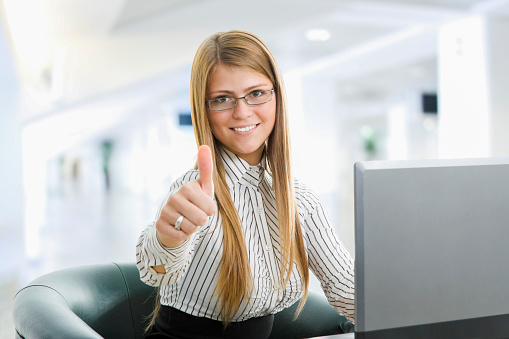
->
<box><xmin>209</xmin><ymin>84</ymin><xmax>270</xmax><ymax>96</ymax></box>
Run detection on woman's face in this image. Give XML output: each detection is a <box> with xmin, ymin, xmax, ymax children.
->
<box><xmin>206</xmin><ymin>64</ymin><xmax>276</xmax><ymax>165</ymax></box>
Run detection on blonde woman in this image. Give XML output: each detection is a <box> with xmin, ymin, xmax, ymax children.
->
<box><xmin>136</xmin><ymin>30</ymin><xmax>354</xmax><ymax>339</ymax></box>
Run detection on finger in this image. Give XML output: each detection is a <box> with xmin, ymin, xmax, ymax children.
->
<box><xmin>198</xmin><ymin>145</ymin><xmax>214</xmax><ymax>198</ymax></box>
<box><xmin>170</xmin><ymin>190</ymin><xmax>212</xmax><ymax>226</ymax></box>
<box><xmin>174</xmin><ymin>216</ymin><xmax>199</xmax><ymax>235</ymax></box>
<box><xmin>158</xmin><ymin>212</ymin><xmax>199</xmax><ymax>238</ymax></box>
<box><xmin>155</xmin><ymin>219</ymin><xmax>188</xmax><ymax>244</ymax></box>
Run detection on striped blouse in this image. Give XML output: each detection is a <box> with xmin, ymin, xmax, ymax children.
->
<box><xmin>136</xmin><ymin>147</ymin><xmax>355</xmax><ymax>322</ymax></box>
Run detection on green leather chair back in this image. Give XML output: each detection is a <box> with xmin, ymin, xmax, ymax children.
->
<box><xmin>13</xmin><ymin>262</ymin><xmax>350</xmax><ymax>338</ymax></box>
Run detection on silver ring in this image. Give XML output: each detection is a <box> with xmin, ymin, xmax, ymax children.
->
<box><xmin>174</xmin><ymin>215</ymin><xmax>184</xmax><ymax>231</ymax></box>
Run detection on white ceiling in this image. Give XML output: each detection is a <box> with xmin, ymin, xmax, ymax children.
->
<box><xmin>2</xmin><ymin>0</ymin><xmax>509</xmax><ymax>117</ymax></box>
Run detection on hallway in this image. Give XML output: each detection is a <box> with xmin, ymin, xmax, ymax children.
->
<box><xmin>2</xmin><ymin>184</ymin><xmax>157</xmax><ymax>337</ymax></box>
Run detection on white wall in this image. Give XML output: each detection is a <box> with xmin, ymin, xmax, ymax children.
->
<box><xmin>486</xmin><ymin>18</ymin><xmax>509</xmax><ymax>157</ymax></box>
<box><xmin>0</xmin><ymin>18</ymin><xmax>24</xmax><ymax>278</ymax></box>
<box><xmin>438</xmin><ymin>15</ymin><xmax>509</xmax><ymax>158</ymax></box>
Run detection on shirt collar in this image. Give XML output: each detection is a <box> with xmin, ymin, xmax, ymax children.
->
<box><xmin>219</xmin><ymin>147</ymin><xmax>266</xmax><ymax>188</ymax></box>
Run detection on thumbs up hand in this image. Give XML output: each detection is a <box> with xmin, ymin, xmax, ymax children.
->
<box><xmin>155</xmin><ymin>145</ymin><xmax>217</xmax><ymax>249</ymax></box>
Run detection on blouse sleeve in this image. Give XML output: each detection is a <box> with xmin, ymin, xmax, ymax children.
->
<box><xmin>135</xmin><ymin>170</ymin><xmax>200</xmax><ymax>286</ymax></box>
<box><xmin>297</xmin><ymin>182</ymin><xmax>355</xmax><ymax>322</ymax></box>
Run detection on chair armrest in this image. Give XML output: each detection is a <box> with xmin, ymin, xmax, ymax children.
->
<box><xmin>13</xmin><ymin>285</ymin><xmax>102</xmax><ymax>339</ymax></box>
<box><xmin>269</xmin><ymin>291</ymin><xmax>349</xmax><ymax>339</ymax></box>
<box><xmin>12</xmin><ymin>263</ymin><xmax>154</xmax><ymax>339</ymax></box>
<box><xmin>116</xmin><ymin>262</ymin><xmax>158</xmax><ymax>337</ymax></box>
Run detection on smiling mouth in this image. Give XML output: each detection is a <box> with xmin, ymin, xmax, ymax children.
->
<box><xmin>232</xmin><ymin>124</ymin><xmax>258</xmax><ymax>132</ymax></box>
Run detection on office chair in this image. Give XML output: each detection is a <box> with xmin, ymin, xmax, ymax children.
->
<box><xmin>13</xmin><ymin>262</ymin><xmax>350</xmax><ymax>339</ymax></box>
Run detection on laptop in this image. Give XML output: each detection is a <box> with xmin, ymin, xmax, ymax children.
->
<box><xmin>349</xmin><ymin>157</ymin><xmax>509</xmax><ymax>339</ymax></box>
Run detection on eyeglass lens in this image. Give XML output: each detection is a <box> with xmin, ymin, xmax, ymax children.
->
<box><xmin>208</xmin><ymin>90</ymin><xmax>273</xmax><ymax>111</ymax></box>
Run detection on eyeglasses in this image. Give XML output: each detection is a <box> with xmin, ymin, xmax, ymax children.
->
<box><xmin>206</xmin><ymin>89</ymin><xmax>274</xmax><ymax>112</ymax></box>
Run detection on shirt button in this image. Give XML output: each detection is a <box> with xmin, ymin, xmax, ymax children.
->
<box><xmin>257</xmin><ymin>207</ymin><xmax>263</xmax><ymax>214</ymax></box>
<box><xmin>265</xmin><ymin>245</ymin><xmax>270</xmax><ymax>251</ymax></box>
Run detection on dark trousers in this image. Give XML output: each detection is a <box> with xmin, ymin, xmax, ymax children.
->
<box><xmin>146</xmin><ymin>306</ymin><xmax>274</xmax><ymax>339</ymax></box>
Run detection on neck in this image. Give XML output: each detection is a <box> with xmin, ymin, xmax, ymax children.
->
<box><xmin>223</xmin><ymin>144</ymin><xmax>265</xmax><ymax>166</ymax></box>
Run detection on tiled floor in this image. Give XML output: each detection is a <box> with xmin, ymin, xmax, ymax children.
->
<box><xmin>1</xmin><ymin>277</ymin><xmax>19</xmax><ymax>338</ymax></box>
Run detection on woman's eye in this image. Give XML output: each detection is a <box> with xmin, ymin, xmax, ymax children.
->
<box><xmin>214</xmin><ymin>97</ymin><xmax>231</xmax><ymax>104</ymax></box>
<box><xmin>249</xmin><ymin>90</ymin><xmax>264</xmax><ymax>98</ymax></box>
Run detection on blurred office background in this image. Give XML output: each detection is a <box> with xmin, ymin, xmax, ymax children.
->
<box><xmin>2</xmin><ymin>0</ymin><xmax>509</xmax><ymax>336</ymax></box>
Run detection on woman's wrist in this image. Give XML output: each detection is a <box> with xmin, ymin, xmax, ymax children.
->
<box><xmin>157</xmin><ymin>230</ymin><xmax>186</xmax><ymax>249</ymax></box>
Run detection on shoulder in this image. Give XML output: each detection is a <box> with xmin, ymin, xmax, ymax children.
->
<box><xmin>294</xmin><ymin>178</ymin><xmax>321</xmax><ymax>221</ymax></box>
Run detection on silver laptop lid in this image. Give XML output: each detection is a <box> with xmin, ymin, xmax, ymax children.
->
<box><xmin>354</xmin><ymin>157</ymin><xmax>509</xmax><ymax>338</ymax></box>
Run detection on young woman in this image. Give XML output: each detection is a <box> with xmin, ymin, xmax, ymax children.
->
<box><xmin>136</xmin><ymin>30</ymin><xmax>354</xmax><ymax>339</ymax></box>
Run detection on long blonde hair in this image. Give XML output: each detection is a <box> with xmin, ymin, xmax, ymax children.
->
<box><xmin>148</xmin><ymin>30</ymin><xmax>309</xmax><ymax>330</ymax></box>
<box><xmin>192</xmin><ymin>29</ymin><xmax>309</xmax><ymax>325</ymax></box>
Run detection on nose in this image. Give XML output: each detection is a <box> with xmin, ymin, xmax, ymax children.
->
<box><xmin>232</xmin><ymin>99</ymin><xmax>253</xmax><ymax>119</ymax></box>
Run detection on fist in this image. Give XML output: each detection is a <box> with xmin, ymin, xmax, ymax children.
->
<box><xmin>156</xmin><ymin>145</ymin><xmax>216</xmax><ymax>248</ymax></box>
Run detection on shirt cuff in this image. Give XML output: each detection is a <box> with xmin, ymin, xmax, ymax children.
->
<box><xmin>146</xmin><ymin>225</ymin><xmax>192</xmax><ymax>264</ymax></box>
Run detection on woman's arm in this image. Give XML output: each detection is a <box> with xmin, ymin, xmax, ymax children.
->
<box><xmin>136</xmin><ymin>146</ymin><xmax>216</xmax><ymax>286</ymax></box>
<box><xmin>296</xmin><ymin>181</ymin><xmax>355</xmax><ymax>322</ymax></box>
<box><xmin>136</xmin><ymin>222</ymin><xmax>196</xmax><ymax>286</ymax></box>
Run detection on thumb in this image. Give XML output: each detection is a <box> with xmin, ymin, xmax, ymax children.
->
<box><xmin>198</xmin><ymin>145</ymin><xmax>214</xmax><ymax>197</ymax></box>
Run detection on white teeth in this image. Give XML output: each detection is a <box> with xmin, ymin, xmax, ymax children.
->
<box><xmin>233</xmin><ymin>124</ymin><xmax>257</xmax><ymax>132</ymax></box>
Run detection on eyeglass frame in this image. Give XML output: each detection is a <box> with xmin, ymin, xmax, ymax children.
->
<box><xmin>205</xmin><ymin>89</ymin><xmax>275</xmax><ymax>112</ymax></box>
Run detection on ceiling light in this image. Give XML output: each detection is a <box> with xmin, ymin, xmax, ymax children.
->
<box><xmin>305</xmin><ymin>29</ymin><xmax>330</xmax><ymax>42</ymax></box>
